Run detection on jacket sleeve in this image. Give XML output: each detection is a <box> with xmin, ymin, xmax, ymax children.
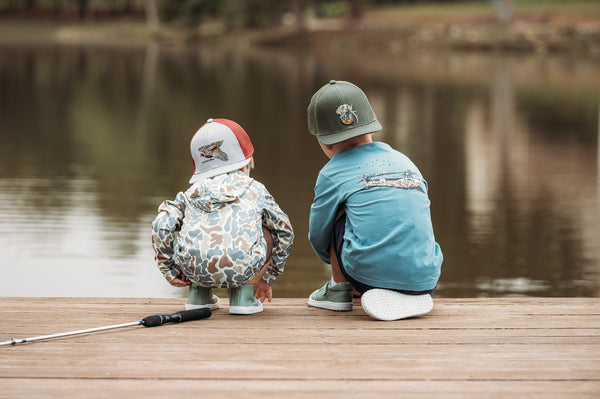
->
<box><xmin>151</xmin><ymin>192</ymin><xmax>185</xmax><ymax>282</ymax></box>
<box><xmin>257</xmin><ymin>185</ymin><xmax>294</xmax><ymax>286</ymax></box>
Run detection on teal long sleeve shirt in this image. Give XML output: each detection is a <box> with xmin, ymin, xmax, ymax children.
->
<box><xmin>308</xmin><ymin>142</ymin><xmax>442</xmax><ymax>292</ymax></box>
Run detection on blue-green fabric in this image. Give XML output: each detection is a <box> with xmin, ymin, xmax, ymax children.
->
<box><xmin>308</xmin><ymin>142</ymin><xmax>442</xmax><ymax>292</ymax></box>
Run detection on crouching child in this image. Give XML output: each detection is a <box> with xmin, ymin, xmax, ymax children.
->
<box><xmin>152</xmin><ymin>118</ymin><xmax>294</xmax><ymax>315</ymax></box>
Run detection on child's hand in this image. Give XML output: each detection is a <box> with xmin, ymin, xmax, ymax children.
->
<box><xmin>169</xmin><ymin>273</ymin><xmax>191</xmax><ymax>287</ymax></box>
<box><xmin>253</xmin><ymin>280</ymin><xmax>272</xmax><ymax>303</ymax></box>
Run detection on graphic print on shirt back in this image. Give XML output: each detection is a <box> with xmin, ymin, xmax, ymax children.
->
<box><xmin>359</xmin><ymin>170</ymin><xmax>425</xmax><ymax>193</ymax></box>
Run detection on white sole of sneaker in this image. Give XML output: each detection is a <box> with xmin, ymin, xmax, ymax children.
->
<box><xmin>229</xmin><ymin>302</ymin><xmax>263</xmax><ymax>315</ymax></box>
<box><xmin>307</xmin><ymin>295</ymin><xmax>352</xmax><ymax>312</ymax></box>
<box><xmin>185</xmin><ymin>296</ymin><xmax>220</xmax><ymax>311</ymax></box>
<box><xmin>361</xmin><ymin>289</ymin><xmax>433</xmax><ymax>321</ymax></box>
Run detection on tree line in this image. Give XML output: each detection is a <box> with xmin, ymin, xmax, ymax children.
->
<box><xmin>0</xmin><ymin>1</ymin><xmax>513</xmax><ymax>27</ymax></box>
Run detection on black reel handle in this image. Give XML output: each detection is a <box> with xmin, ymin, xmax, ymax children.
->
<box><xmin>141</xmin><ymin>308</ymin><xmax>211</xmax><ymax>327</ymax></box>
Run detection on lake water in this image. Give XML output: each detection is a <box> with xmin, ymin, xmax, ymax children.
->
<box><xmin>0</xmin><ymin>42</ymin><xmax>598</xmax><ymax>299</ymax></box>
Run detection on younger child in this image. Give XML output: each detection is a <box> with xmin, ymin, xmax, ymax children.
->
<box><xmin>306</xmin><ymin>80</ymin><xmax>442</xmax><ymax>321</ymax></box>
<box><xmin>152</xmin><ymin>118</ymin><xmax>294</xmax><ymax>315</ymax></box>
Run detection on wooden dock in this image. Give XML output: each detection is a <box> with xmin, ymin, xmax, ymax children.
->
<box><xmin>0</xmin><ymin>297</ymin><xmax>598</xmax><ymax>398</ymax></box>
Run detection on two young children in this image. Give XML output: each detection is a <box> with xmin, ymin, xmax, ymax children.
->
<box><xmin>151</xmin><ymin>81</ymin><xmax>443</xmax><ymax>321</ymax></box>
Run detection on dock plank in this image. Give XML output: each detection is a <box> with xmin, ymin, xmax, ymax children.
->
<box><xmin>0</xmin><ymin>297</ymin><xmax>598</xmax><ymax>398</ymax></box>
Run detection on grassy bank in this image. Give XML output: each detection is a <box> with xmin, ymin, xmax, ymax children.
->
<box><xmin>368</xmin><ymin>0</ymin><xmax>599</xmax><ymax>20</ymax></box>
<box><xmin>266</xmin><ymin>0</ymin><xmax>600</xmax><ymax>55</ymax></box>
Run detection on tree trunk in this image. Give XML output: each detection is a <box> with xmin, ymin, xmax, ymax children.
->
<box><xmin>294</xmin><ymin>0</ymin><xmax>306</xmax><ymax>31</ymax></box>
<box><xmin>145</xmin><ymin>0</ymin><xmax>160</xmax><ymax>29</ymax></box>
<box><xmin>25</xmin><ymin>0</ymin><xmax>35</xmax><ymax>13</ymax></box>
<box><xmin>349</xmin><ymin>0</ymin><xmax>363</xmax><ymax>20</ymax></box>
<box><xmin>494</xmin><ymin>0</ymin><xmax>513</xmax><ymax>23</ymax></box>
<box><xmin>78</xmin><ymin>0</ymin><xmax>89</xmax><ymax>21</ymax></box>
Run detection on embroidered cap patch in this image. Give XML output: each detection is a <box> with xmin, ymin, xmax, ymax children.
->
<box><xmin>336</xmin><ymin>104</ymin><xmax>358</xmax><ymax>126</ymax></box>
<box><xmin>198</xmin><ymin>140</ymin><xmax>229</xmax><ymax>162</ymax></box>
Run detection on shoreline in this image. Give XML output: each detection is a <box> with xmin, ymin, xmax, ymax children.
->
<box><xmin>0</xmin><ymin>6</ymin><xmax>598</xmax><ymax>56</ymax></box>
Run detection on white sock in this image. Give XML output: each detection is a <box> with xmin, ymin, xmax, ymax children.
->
<box><xmin>329</xmin><ymin>276</ymin><xmax>338</xmax><ymax>287</ymax></box>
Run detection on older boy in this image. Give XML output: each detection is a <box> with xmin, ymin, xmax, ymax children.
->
<box><xmin>306</xmin><ymin>80</ymin><xmax>442</xmax><ymax>321</ymax></box>
<box><xmin>152</xmin><ymin>118</ymin><xmax>294</xmax><ymax>315</ymax></box>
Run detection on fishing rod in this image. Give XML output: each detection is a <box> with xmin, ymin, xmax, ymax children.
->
<box><xmin>0</xmin><ymin>307</ymin><xmax>211</xmax><ymax>347</ymax></box>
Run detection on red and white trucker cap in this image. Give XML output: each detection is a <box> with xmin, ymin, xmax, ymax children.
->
<box><xmin>189</xmin><ymin>118</ymin><xmax>254</xmax><ymax>183</ymax></box>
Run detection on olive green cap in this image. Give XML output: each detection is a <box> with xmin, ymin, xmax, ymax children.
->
<box><xmin>307</xmin><ymin>80</ymin><xmax>382</xmax><ymax>145</ymax></box>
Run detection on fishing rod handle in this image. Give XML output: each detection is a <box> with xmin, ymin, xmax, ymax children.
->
<box><xmin>141</xmin><ymin>307</ymin><xmax>211</xmax><ymax>327</ymax></box>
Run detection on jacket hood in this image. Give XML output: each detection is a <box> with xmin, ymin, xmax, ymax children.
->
<box><xmin>185</xmin><ymin>171</ymin><xmax>253</xmax><ymax>213</ymax></box>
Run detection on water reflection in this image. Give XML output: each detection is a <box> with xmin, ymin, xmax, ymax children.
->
<box><xmin>0</xmin><ymin>43</ymin><xmax>598</xmax><ymax>298</ymax></box>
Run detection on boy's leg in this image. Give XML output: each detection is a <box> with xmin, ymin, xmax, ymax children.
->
<box><xmin>330</xmin><ymin>242</ymin><xmax>364</xmax><ymax>297</ymax></box>
<box><xmin>330</xmin><ymin>244</ymin><xmax>348</xmax><ymax>285</ymax></box>
<box><xmin>310</xmin><ymin>212</ymin><xmax>434</xmax><ymax>320</ymax></box>
<box><xmin>307</xmin><ymin>213</ymin><xmax>354</xmax><ymax>311</ymax></box>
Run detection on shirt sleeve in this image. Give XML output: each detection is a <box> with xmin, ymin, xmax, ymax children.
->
<box><xmin>256</xmin><ymin>184</ymin><xmax>294</xmax><ymax>286</ymax></box>
<box><xmin>151</xmin><ymin>192</ymin><xmax>186</xmax><ymax>282</ymax></box>
<box><xmin>308</xmin><ymin>172</ymin><xmax>342</xmax><ymax>264</ymax></box>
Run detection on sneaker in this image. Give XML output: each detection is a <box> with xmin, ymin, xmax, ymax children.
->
<box><xmin>307</xmin><ymin>281</ymin><xmax>353</xmax><ymax>311</ymax></box>
<box><xmin>361</xmin><ymin>289</ymin><xmax>433</xmax><ymax>321</ymax></box>
<box><xmin>186</xmin><ymin>285</ymin><xmax>220</xmax><ymax>310</ymax></box>
<box><xmin>228</xmin><ymin>285</ymin><xmax>263</xmax><ymax>315</ymax></box>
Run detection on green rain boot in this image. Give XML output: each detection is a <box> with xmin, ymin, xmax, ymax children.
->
<box><xmin>186</xmin><ymin>285</ymin><xmax>220</xmax><ymax>310</ymax></box>
<box><xmin>228</xmin><ymin>285</ymin><xmax>263</xmax><ymax>315</ymax></box>
<box><xmin>307</xmin><ymin>280</ymin><xmax>353</xmax><ymax>311</ymax></box>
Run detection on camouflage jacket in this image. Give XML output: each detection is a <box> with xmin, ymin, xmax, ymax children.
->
<box><xmin>152</xmin><ymin>171</ymin><xmax>294</xmax><ymax>287</ymax></box>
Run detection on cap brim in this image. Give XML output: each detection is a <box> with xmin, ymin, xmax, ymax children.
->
<box><xmin>316</xmin><ymin>119</ymin><xmax>382</xmax><ymax>145</ymax></box>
